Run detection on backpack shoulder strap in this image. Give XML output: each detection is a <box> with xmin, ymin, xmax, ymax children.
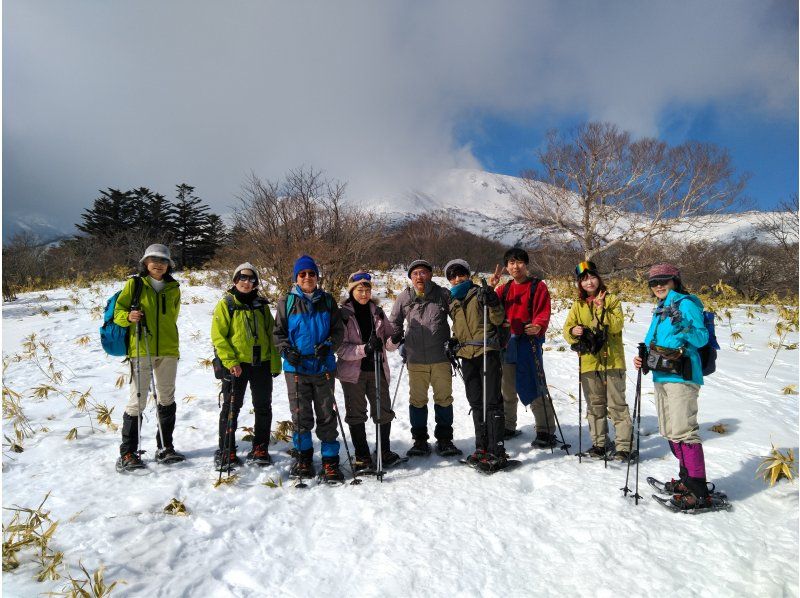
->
<box><xmin>527</xmin><ymin>277</ymin><xmax>540</xmax><ymax>317</ymax></box>
<box><xmin>130</xmin><ymin>275</ymin><xmax>144</xmax><ymax>308</ymax></box>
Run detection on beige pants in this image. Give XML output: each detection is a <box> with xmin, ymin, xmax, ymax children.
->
<box><xmin>655</xmin><ymin>382</ymin><xmax>701</xmax><ymax>443</ymax></box>
<box><xmin>580</xmin><ymin>369</ymin><xmax>632</xmax><ymax>451</ymax></box>
<box><xmin>125</xmin><ymin>357</ymin><xmax>178</xmax><ymax>416</ymax></box>
<box><xmin>501</xmin><ymin>362</ymin><xmax>555</xmax><ymax>433</ymax></box>
<box><xmin>407</xmin><ymin>362</ymin><xmax>453</xmax><ymax>408</ymax></box>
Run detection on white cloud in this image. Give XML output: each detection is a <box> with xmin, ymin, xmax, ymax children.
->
<box><xmin>4</xmin><ymin>0</ymin><xmax>796</xmax><ymax>232</ymax></box>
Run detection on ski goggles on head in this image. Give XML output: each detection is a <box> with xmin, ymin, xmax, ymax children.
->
<box><xmin>575</xmin><ymin>261</ymin><xmax>598</xmax><ymax>278</ymax></box>
<box><xmin>350</xmin><ymin>272</ymin><xmax>372</xmax><ymax>283</ymax></box>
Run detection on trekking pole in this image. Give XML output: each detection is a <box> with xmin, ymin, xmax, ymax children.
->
<box><xmin>577</xmin><ymin>354</ymin><xmax>583</xmax><ymax>464</ymax></box>
<box><xmin>292</xmin><ymin>375</ymin><xmax>307</xmax><ymax>489</ymax></box>
<box><xmin>134</xmin><ymin>322</ymin><xmax>143</xmax><ymax>458</ymax></box>
<box><xmin>531</xmin><ymin>335</ymin><xmax>571</xmax><ymax>455</ymax></box>
<box><xmin>390</xmin><ymin>360</ymin><xmax>405</xmax><ymax>412</ymax></box>
<box><xmin>218</xmin><ymin>373</ymin><xmax>236</xmax><ymax>482</ymax></box>
<box><xmin>481</xmin><ymin>282</ymin><xmax>489</xmax><ymax>456</ymax></box>
<box><xmin>622</xmin><ymin>343</ymin><xmax>646</xmax><ymax>503</ymax></box>
<box><xmin>373</xmin><ymin>340</ymin><xmax>385</xmax><ymax>482</ymax></box>
<box><xmin>327</xmin><ymin>373</ymin><xmax>362</xmax><ymax>486</ymax></box>
<box><xmin>141</xmin><ymin>322</ymin><xmax>166</xmax><ymax>456</ymax></box>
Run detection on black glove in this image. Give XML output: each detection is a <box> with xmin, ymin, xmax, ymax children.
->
<box><xmin>272</xmin><ymin>372</ymin><xmax>280</xmax><ymax>378</ymax></box>
<box><xmin>390</xmin><ymin>329</ymin><xmax>404</xmax><ymax>345</ymax></box>
<box><xmin>477</xmin><ymin>280</ymin><xmax>500</xmax><ymax>307</ymax></box>
<box><xmin>314</xmin><ymin>343</ymin><xmax>331</xmax><ymax>359</ymax></box>
<box><xmin>284</xmin><ymin>347</ymin><xmax>301</xmax><ymax>367</ymax></box>
<box><xmin>445</xmin><ymin>337</ymin><xmax>460</xmax><ymax>357</ymax></box>
<box><xmin>368</xmin><ymin>334</ymin><xmax>383</xmax><ymax>352</ymax></box>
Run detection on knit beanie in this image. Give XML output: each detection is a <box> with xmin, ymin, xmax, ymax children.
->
<box><xmin>407</xmin><ymin>259</ymin><xmax>433</xmax><ymax>278</ymax></box>
<box><xmin>347</xmin><ymin>270</ymin><xmax>373</xmax><ymax>295</ymax></box>
<box><xmin>444</xmin><ymin>259</ymin><xmax>470</xmax><ymax>280</ymax></box>
<box><xmin>293</xmin><ymin>254</ymin><xmax>319</xmax><ymax>279</ymax></box>
<box><xmin>232</xmin><ymin>262</ymin><xmax>260</xmax><ymax>286</ymax></box>
<box><xmin>648</xmin><ymin>263</ymin><xmax>681</xmax><ymax>283</ymax></box>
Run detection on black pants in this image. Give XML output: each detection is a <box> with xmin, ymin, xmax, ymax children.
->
<box><xmin>461</xmin><ymin>351</ymin><xmax>504</xmax><ymax>455</ymax></box>
<box><xmin>219</xmin><ymin>363</ymin><xmax>273</xmax><ymax>449</ymax></box>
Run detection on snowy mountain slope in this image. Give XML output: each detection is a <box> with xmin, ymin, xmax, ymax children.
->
<box><xmin>372</xmin><ymin>169</ymin><xmax>777</xmax><ymax>247</ymax></box>
<box><xmin>2</xmin><ymin>273</ymin><xmax>798</xmax><ymax>597</ymax></box>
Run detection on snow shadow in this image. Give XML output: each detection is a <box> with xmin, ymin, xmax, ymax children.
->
<box><xmin>711</xmin><ymin>449</ymin><xmax>798</xmax><ymax>501</ymax></box>
<box><xmin>699</xmin><ymin>418</ymin><xmax>741</xmax><ymax>442</ymax></box>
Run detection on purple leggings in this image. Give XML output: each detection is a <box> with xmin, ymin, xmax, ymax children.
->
<box><xmin>669</xmin><ymin>440</ymin><xmax>706</xmax><ymax>479</ymax></box>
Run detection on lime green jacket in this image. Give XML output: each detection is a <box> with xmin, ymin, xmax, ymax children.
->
<box><xmin>113</xmin><ymin>275</ymin><xmax>181</xmax><ymax>358</ymax></box>
<box><xmin>562</xmin><ymin>293</ymin><xmax>626</xmax><ymax>373</ymax></box>
<box><xmin>211</xmin><ymin>293</ymin><xmax>282</xmax><ymax>373</ymax></box>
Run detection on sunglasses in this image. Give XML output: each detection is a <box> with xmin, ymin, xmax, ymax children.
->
<box><xmin>297</xmin><ymin>270</ymin><xmax>317</xmax><ymax>279</ymax></box>
<box><xmin>237</xmin><ymin>275</ymin><xmax>257</xmax><ymax>284</ymax></box>
<box><xmin>575</xmin><ymin>261</ymin><xmax>597</xmax><ymax>277</ymax></box>
<box><xmin>351</xmin><ymin>272</ymin><xmax>372</xmax><ymax>283</ymax></box>
<box><xmin>648</xmin><ymin>279</ymin><xmax>672</xmax><ymax>288</ymax></box>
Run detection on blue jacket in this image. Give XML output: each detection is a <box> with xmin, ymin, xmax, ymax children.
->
<box><xmin>274</xmin><ymin>285</ymin><xmax>343</xmax><ymax>375</ymax></box>
<box><xmin>644</xmin><ymin>290</ymin><xmax>709</xmax><ymax>386</ymax></box>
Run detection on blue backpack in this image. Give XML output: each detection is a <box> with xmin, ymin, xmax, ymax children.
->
<box><xmin>100</xmin><ymin>276</ymin><xmax>143</xmax><ymax>356</ymax></box>
<box><xmin>673</xmin><ymin>296</ymin><xmax>720</xmax><ymax>376</ymax></box>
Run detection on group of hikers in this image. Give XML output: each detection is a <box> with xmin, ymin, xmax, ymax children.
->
<box><xmin>110</xmin><ymin>243</ymin><xmax>724</xmax><ymax>512</ymax></box>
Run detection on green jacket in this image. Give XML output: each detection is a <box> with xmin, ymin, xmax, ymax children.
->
<box><xmin>562</xmin><ymin>293</ymin><xmax>626</xmax><ymax>373</ymax></box>
<box><xmin>211</xmin><ymin>292</ymin><xmax>281</xmax><ymax>373</ymax></box>
<box><xmin>113</xmin><ymin>275</ymin><xmax>181</xmax><ymax>358</ymax></box>
<box><xmin>449</xmin><ymin>284</ymin><xmax>505</xmax><ymax>359</ymax></box>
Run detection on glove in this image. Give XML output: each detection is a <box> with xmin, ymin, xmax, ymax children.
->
<box><xmin>445</xmin><ymin>337</ymin><xmax>460</xmax><ymax>357</ymax></box>
<box><xmin>481</xmin><ymin>288</ymin><xmax>500</xmax><ymax>308</ymax></box>
<box><xmin>272</xmin><ymin>372</ymin><xmax>280</xmax><ymax>378</ymax></box>
<box><xmin>390</xmin><ymin>329</ymin><xmax>404</xmax><ymax>345</ymax></box>
<box><xmin>284</xmin><ymin>347</ymin><xmax>301</xmax><ymax>367</ymax></box>
<box><xmin>367</xmin><ymin>334</ymin><xmax>383</xmax><ymax>352</ymax></box>
<box><xmin>314</xmin><ymin>343</ymin><xmax>331</xmax><ymax>359</ymax></box>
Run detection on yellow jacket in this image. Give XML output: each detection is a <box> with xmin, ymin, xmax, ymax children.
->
<box><xmin>562</xmin><ymin>293</ymin><xmax>626</xmax><ymax>373</ymax></box>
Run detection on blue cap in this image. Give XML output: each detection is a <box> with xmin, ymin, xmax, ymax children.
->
<box><xmin>293</xmin><ymin>254</ymin><xmax>319</xmax><ymax>279</ymax></box>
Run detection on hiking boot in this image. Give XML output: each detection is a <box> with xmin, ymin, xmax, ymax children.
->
<box><xmin>613</xmin><ymin>450</ymin><xmax>633</xmax><ymax>462</ymax></box>
<box><xmin>380</xmin><ymin>450</ymin><xmax>403</xmax><ymax>468</ymax></box>
<box><xmin>246</xmin><ymin>444</ymin><xmax>272</xmax><ymax>465</ymax></box>
<box><xmin>320</xmin><ymin>458</ymin><xmax>344</xmax><ymax>484</ymax></box>
<box><xmin>406</xmin><ymin>438</ymin><xmax>432</xmax><ymax>457</ymax></box>
<box><xmin>155</xmin><ymin>447</ymin><xmax>186</xmax><ymax>463</ymax></box>
<box><xmin>353</xmin><ymin>455</ymin><xmax>374</xmax><ymax>473</ymax></box>
<box><xmin>664</xmin><ymin>478</ymin><xmax>690</xmax><ymax>494</ymax></box>
<box><xmin>532</xmin><ymin>432</ymin><xmax>558</xmax><ymax>449</ymax></box>
<box><xmin>669</xmin><ymin>493</ymin><xmax>713</xmax><ymax>511</ymax></box>
<box><xmin>585</xmin><ymin>445</ymin><xmax>608</xmax><ymax>458</ymax></box>
<box><xmin>289</xmin><ymin>459</ymin><xmax>315</xmax><ymax>479</ymax></box>
<box><xmin>503</xmin><ymin>428</ymin><xmax>522</xmax><ymax>440</ymax></box>
<box><xmin>116</xmin><ymin>452</ymin><xmax>146</xmax><ymax>472</ymax></box>
<box><xmin>466</xmin><ymin>449</ymin><xmax>488</xmax><ymax>466</ymax></box>
<box><xmin>214</xmin><ymin>449</ymin><xmax>242</xmax><ymax>470</ymax></box>
<box><xmin>435</xmin><ymin>440</ymin><xmax>463</xmax><ymax>457</ymax></box>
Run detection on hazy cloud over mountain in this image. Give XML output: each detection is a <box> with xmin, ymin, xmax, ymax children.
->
<box><xmin>4</xmin><ymin>0</ymin><xmax>797</xmax><ymax>238</ymax></box>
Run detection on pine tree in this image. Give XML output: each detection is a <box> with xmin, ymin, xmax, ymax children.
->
<box><xmin>171</xmin><ymin>183</ymin><xmax>210</xmax><ymax>269</ymax></box>
<box><xmin>76</xmin><ymin>188</ymin><xmax>136</xmax><ymax>238</ymax></box>
<box><xmin>131</xmin><ymin>188</ymin><xmax>175</xmax><ymax>240</ymax></box>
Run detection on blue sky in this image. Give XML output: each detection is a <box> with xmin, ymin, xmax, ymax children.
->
<box><xmin>4</xmin><ymin>1</ymin><xmax>798</xmax><ymax>238</ymax></box>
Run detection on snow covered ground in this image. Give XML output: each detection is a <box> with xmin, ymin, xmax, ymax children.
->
<box><xmin>2</xmin><ymin>272</ymin><xmax>798</xmax><ymax>597</ymax></box>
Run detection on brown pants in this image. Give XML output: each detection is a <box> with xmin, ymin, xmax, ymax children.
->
<box><xmin>501</xmin><ymin>362</ymin><xmax>555</xmax><ymax>433</ymax></box>
<box><xmin>340</xmin><ymin>371</ymin><xmax>395</xmax><ymax>426</ymax></box>
<box><xmin>407</xmin><ymin>362</ymin><xmax>453</xmax><ymax>408</ymax></box>
<box><xmin>580</xmin><ymin>369</ymin><xmax>632</xmax><ymax>451</ymax></box>
<box><xmin>125</xmin><ymin>357</ymin><xmax>178</xmax><ymax>416</ymax></box>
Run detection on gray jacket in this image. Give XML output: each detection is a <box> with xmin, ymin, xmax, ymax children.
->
<box><xmin>389</xmin><ymin>281</ymin><xmax>451</xmax><ymax>364</ymax></box>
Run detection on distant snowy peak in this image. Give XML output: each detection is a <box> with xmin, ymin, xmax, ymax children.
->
<box><xmin>4</xmin><ymin>214</ymin><xmax>74</xmax><ymax>244</ymax></box>
<box><xmin>372</xmin><ymin>168</ymin><xmax>778</xmax><ymax>246</ymax></box>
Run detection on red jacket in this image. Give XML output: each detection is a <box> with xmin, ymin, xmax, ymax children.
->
<box><xmin>495</xmin><ymin>278</ymin><xmax>551</xmax><ymax>338</ymax></box>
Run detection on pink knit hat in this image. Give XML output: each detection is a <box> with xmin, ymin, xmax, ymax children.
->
<box><xmin>648</xmin><ymin>263</ymin><xmax>681</xmax><ymax>282</ymax></box>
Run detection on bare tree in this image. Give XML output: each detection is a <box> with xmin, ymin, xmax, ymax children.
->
<box><xmin>234</xmin><ymin>167</ymin><xmax>385</xmax><ymax>293</ymax></box>
<box><xmin>757</xmin><ymin>195</ymin><xmax>799</xmax><ymax>255</ymax></box>
<box><xmin>515</xmin><ymin>122</ymin><xmax>747</xmax><ymax>266</ymax></box>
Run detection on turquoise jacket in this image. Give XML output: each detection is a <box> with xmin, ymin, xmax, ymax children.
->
<box><xmin>643</xmin><ymin>290</ymin><xmax>708</xmax><ymax>386</ymax></box>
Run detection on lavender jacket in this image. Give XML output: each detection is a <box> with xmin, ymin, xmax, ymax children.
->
<box><xmin>335</xmin><ymin>299</ymin><xmax>399</xmax><ymax>384</ymax></box>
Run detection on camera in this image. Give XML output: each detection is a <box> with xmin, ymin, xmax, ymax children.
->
<box><xmin>570</xmin><ymin>327</ymin><xmax>607</xmax><ymax>355</ymax></box>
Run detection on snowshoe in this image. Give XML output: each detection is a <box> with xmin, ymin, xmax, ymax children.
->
<box><xmin>289</xmin><ymin>459</ymin><xmax>316</xmax><ymax>480</ymax></box>
<box><xmin>352</xmin><ymin>456</ymin><xmax>375</xmax><ymax>475</ymax></box>
<box><xmin>155</xmin><ymin>448</ymin><xmax>186</xmax><ymax>464</ymax></box>
<box><xmin>531</xmin><ymin>432</ymin><xmax>559</xmax><ymax>449</ymax></box>
<box><xmin>435</xmin><ymin>440</ymin><xmax>463</xmax><ymax>457</ymax></box>
<box><xmin>647</xmin><ymin>477</ymin><xmax>727</xmax><ymax>499</ymax></box>
<box><xmin>464</xmin><ymin>450</ymin><xmax>488</xmax><ymax>468</ymax></box>
<box><xmin>214</xmin><ymin>449</ymin><xmax>243</xmax><ymax>471</ymax></box>
<box><xmin>318</xmin><ymin>460</ymin><xmax>345</xmax><ymax>485</ymax></box>
<box><xmin>652</xmin><ymin>493</ymin><xmax>732</xmax><ymax>513</ymax></box>
<box><xmin>246</xmin><ymin>444</ymin><xmax>272</xmax><ymax>466</ymax></box>
<box><xmin>476</xmin><ymin>456</ymin><xmax>522</xmax><ymax>475</ymax></box>
<box><xmin>503</xmin><ymin>429</ymin><xmax>522</xmax><ymax>440</ymax></box>
<box><xmin>378</xmin><ymin>450</ymin><xmax>408</xmax><ymax>468</ymax></box>
<box><xmin>406</xmin><ymin>439</ymin><xmax>432</xmax><ymax>457</ymax></box>
<box><xmin>116</xmin><ymin>452</ymin><xmax>146</xmax><ymax>473</ymax></box>
<box><xmin>579</xmin><ymin>445</ymin><xmax>608</xmax><ymax>459</ymax></box>
<box><xmin>612</xmin><ymin>449</ymin><xmax>638</xmax><ymax>462</ymax></box>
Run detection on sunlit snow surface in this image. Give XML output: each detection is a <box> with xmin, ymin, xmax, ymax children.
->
<box><xmin>2</xmin><ymin>272</ymin><xmax>797</xmax><ymax>597</ymax></box>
